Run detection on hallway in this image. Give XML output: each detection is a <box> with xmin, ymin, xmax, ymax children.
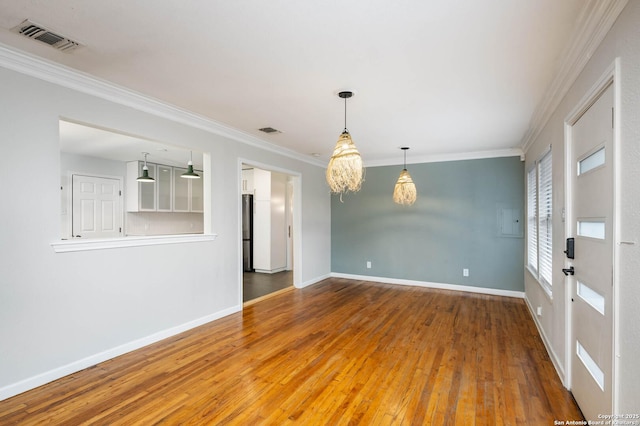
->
<box><xmin>243</xmin><ymin>270</ymin><xmax>293</xmax><ymax>302</ymax></box>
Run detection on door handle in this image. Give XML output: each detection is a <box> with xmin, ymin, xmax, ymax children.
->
<box><xmin>562</xmin><ymin>266</ymin><xmax>575</xmax><ymax>276</ymax></box>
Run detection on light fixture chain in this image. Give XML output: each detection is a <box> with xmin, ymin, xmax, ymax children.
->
<box><xmin>344</xmin><ymin>96</ymin><xmax>347</xmax><ymax>132</ymax></box>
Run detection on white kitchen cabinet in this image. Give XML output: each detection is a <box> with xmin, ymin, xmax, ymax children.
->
<box><xmin>241</xmin><ymin>168</ymin><xmax>254</xmax><ymax>194</ymax></box>
<box><xmin>157</xmin><ymin>165</ymin><xmax>172</xmax><ymax>212</ymax></box>
<box><xmin>173</xmin><ymin>167</ymin><xmax>189</xmax><ymax>212</ymax></box>
<box><xmin>173</xmin><ymin>166</ymin><xmax>203</xmax><ymax>212</ymax></box>
<box><xmin>127</xmin><ymin>162</ymin><xmax>203</xmax><ymax>212</ymax></box>
<box><xmin>253</xmin><ymin>168</ymin><xmax>271</xmax><ymax>201</ymax></box>
<box><xmin>126</xmin><ymin>161</ymin><xmax>157</xmax><ymax>212</ymax></box>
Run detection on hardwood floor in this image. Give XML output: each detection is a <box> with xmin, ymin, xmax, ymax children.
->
<box><xmin>0</xmin><ymin>278</ymin><xmax>583</xmax><ymax>425</ymax></box>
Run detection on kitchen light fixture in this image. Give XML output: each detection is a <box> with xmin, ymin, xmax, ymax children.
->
<box><xmin>136</xmin><ymin>152</ymin><xmax>155</xmax><ymax>182</ymax></box>
<box><xmin>393</xmin><ymin>147</ymin><xmax>417</xmax><ymax>206</ymax></box>
<box><xmin>326</xmin><ymin>90</ymin><xmax>364</xmax><ymax>196</ymax></box>
<box><xmin>181</xmin><ymin>151</ymin><xmax>200</xmax><ymax>179</ymax></box>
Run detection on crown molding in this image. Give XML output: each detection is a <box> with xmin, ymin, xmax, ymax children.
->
<box><xmin>4</xmin><ymin>8</ymin><xmax>619</xmax><ymax>170</ymax></box>
<box><xmin>365</xmin><ymin>147</ymin><xmax>523</xmax><ymax>168</ymax></box>
<box><xmin>1</xmin><ymin>43</ymin><xmax>516</xmax><ymax>170</ymax></box>
<box><xmin>0</xmin><ymin>43</ymin><xmax>325</xmax><ymax>168</ymax></box>
<box><xmin>520</xmin><ymin>0</ymin><xmax>628</xmax><ymax>152</ymax></box>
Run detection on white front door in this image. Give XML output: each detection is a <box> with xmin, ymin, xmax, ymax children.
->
<box><xmin>568</xmin><ymin>83</ymin><xmax>615</xmax><ymax>419</ymax></box>
<box><xmin>72</xmin><ymin>174</ymin><xmax>122</xmax><ymax>239</ymax></box>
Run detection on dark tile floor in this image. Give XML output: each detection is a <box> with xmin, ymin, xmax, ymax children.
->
<box><xmin>243</xmin><ymin>270</ymin><xmax>293</xmax><ymax>302</ymax></box>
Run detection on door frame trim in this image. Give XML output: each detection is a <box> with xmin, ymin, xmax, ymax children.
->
<box><xmin>563</xmin><ymin>57</ymin><xmax>620</xmax><ymax>412</ymax></box>
<box><xmin>237</xmin><ymin>158</ymin><xmax>303</xmax><ymax>307</ymax></box>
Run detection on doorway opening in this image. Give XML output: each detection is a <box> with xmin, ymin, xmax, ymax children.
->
<box><xmin>241</xmin><ymin>162</ymin><xmax>299</xmax><ymax>303</ymax></box>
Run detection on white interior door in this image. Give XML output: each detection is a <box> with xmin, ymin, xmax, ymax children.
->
<box><xmin>568</xmin><ymin>83</ymin><xmax>615</xmax><ymax>419</ymax></box>
<box><xmin>72</xmin><ymin>174</ymin><xmax>122</xmax><ymax>239</ymax></box>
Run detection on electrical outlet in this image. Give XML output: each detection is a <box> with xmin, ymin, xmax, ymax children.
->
<box><xmin>463</xmin><ymin>268</ymin><xmax>469</xmax><ymax>277</ymax></box>
<box><xmin>366</xmin><ymin>261</ymin><xmax>372</xmax><ymax>269</ymax></box>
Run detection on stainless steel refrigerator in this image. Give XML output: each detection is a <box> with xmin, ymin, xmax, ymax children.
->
<box><xmin>242</xmin><ymin>194</ymin><xmax>254</xmax><ymax>272</ymax></box>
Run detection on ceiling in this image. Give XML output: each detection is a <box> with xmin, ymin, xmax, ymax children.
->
<box><xmin>59</xmin><ymin>120</ymin><xmax>203</xmax><ymax>169</ymax></box>
<box><xmin>0</xmin><ymin>0</ymin><xmax>587</xmax><ymax>166</ymax></box>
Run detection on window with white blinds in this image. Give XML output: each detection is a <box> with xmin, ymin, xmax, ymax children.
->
<box><xmin>527</xmin><ymin>167</ymin><xmax>538</xmax><ymax>273</ymax></box>
<box><xmin>538</xmin><ymin>151</ymin><xmax>553</xmax><ymax>291</ymax></box>
<box><xmin>527</xmin><ymin>149</ymin><xmax>553</xmax><ymax>296</ymax></box>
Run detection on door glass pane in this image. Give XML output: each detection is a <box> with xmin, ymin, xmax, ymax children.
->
<box><xmin>577</xmin><ymin>281</ymin><xmax>605</xmax><ymax>315</ymax></box>
<box><xmin>577</xmin><ymin>341</ymin><xmax>605</xmax><ymax>390</ymax></box>
<box><xmin>577</xmin><ymin>220</ymin><xmax>605</xmax><ymax>239</ymax></box>
<box><xmin>578</xmin><ymin>147</ymin><xmax>605</xmax><ymax>175</ymax></box>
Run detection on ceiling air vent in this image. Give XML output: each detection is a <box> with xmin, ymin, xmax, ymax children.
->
<box><xmin>11</xmin><ymin>19</ymin><xmax>82</xmax><ymax>52</ymax></box>
<box><xmin>259</xmin><ymin>127</ymin><xmax>281</xmax><ymax>134</ymax></box>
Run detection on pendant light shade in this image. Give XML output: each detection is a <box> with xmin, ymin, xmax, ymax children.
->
<box><xmin>326</xmin><ymin>91</ymin><xmax>364</xmax><ymax>195</ymax></box>
<box><xmin>181</xmin><ymin>151</ymin><xmax>200</xmax><ymax>179</ymax></box>
<box><xmin>137</xmin><ymin>152</ymin><xmax>155</xmax><ymax>183</ymax></box>
<box><xmin>393</xmin><ymin>147</ymin><xmax>417</xmax><ymax>206</ymax></box>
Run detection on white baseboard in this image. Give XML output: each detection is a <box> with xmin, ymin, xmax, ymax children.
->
<box><xmin>524</xmin><ymin>296</ymin><xmax>567</xmax><ymax>387</ymax></box>
<box><xmin>253</xmin><ymin>267</ymin><xmax>286</xmax><ymax>274</ymax></box>
<box><xmin>296</xmin><ymin>273</ymin><xmax>331</xmax><ymax>289</ymax></box>
<box><xmin>0</xmin><ymin>305</ymin><xmax>241</xmax><ymax>402</ymax></box>
<box><xmin>330</xmin><ymin>273</ymin><xmax>525</xmax><ymax>299</ymax></box>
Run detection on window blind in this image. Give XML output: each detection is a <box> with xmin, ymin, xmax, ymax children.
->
<box><xmin>538</xmin><ymin>151</ymin><xmax>553</xmax><ymax>291</ymax></box>
<box><xmin>527</xmin><ymin>166</ymin><xmax>538</xmax><ymax>273</ymax></box>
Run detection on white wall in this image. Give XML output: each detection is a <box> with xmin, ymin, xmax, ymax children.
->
<box><xmin>0</xmin><ymin>61</ymin><xmax>331</xmax><ymax>399</ymax></box>
<box><xmin>524</xmin><ymin>0</ymin><xmax>640</xmax><ymax>413</ymax></box>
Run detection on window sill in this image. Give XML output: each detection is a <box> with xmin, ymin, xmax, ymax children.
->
<box><xmin>526</xmin><ymin>265</ymin><xmax>553</xmax><ymax>301</ymax></box>
<box><xmin>51</xmin><ymin>233</ymin><xmax>217</xmax><ymax>253</ymax></box>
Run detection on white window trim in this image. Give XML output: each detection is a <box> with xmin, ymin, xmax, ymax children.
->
<box><xmin>527</xmin><ymin>147</ymin><xmax>553</xmax><ymax>299</ymax></box>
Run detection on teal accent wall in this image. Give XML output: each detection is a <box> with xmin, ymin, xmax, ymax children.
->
<box><xmin>331</xmin><ymin>156</ymin><xmax>524</xmax><ymax>291</ymax></box>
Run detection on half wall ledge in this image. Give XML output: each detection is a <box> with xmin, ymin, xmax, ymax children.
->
<box><xmin>51</xmin><ymin>233</ymin><xmax>217</xmax><ymax>253</ymax></box>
